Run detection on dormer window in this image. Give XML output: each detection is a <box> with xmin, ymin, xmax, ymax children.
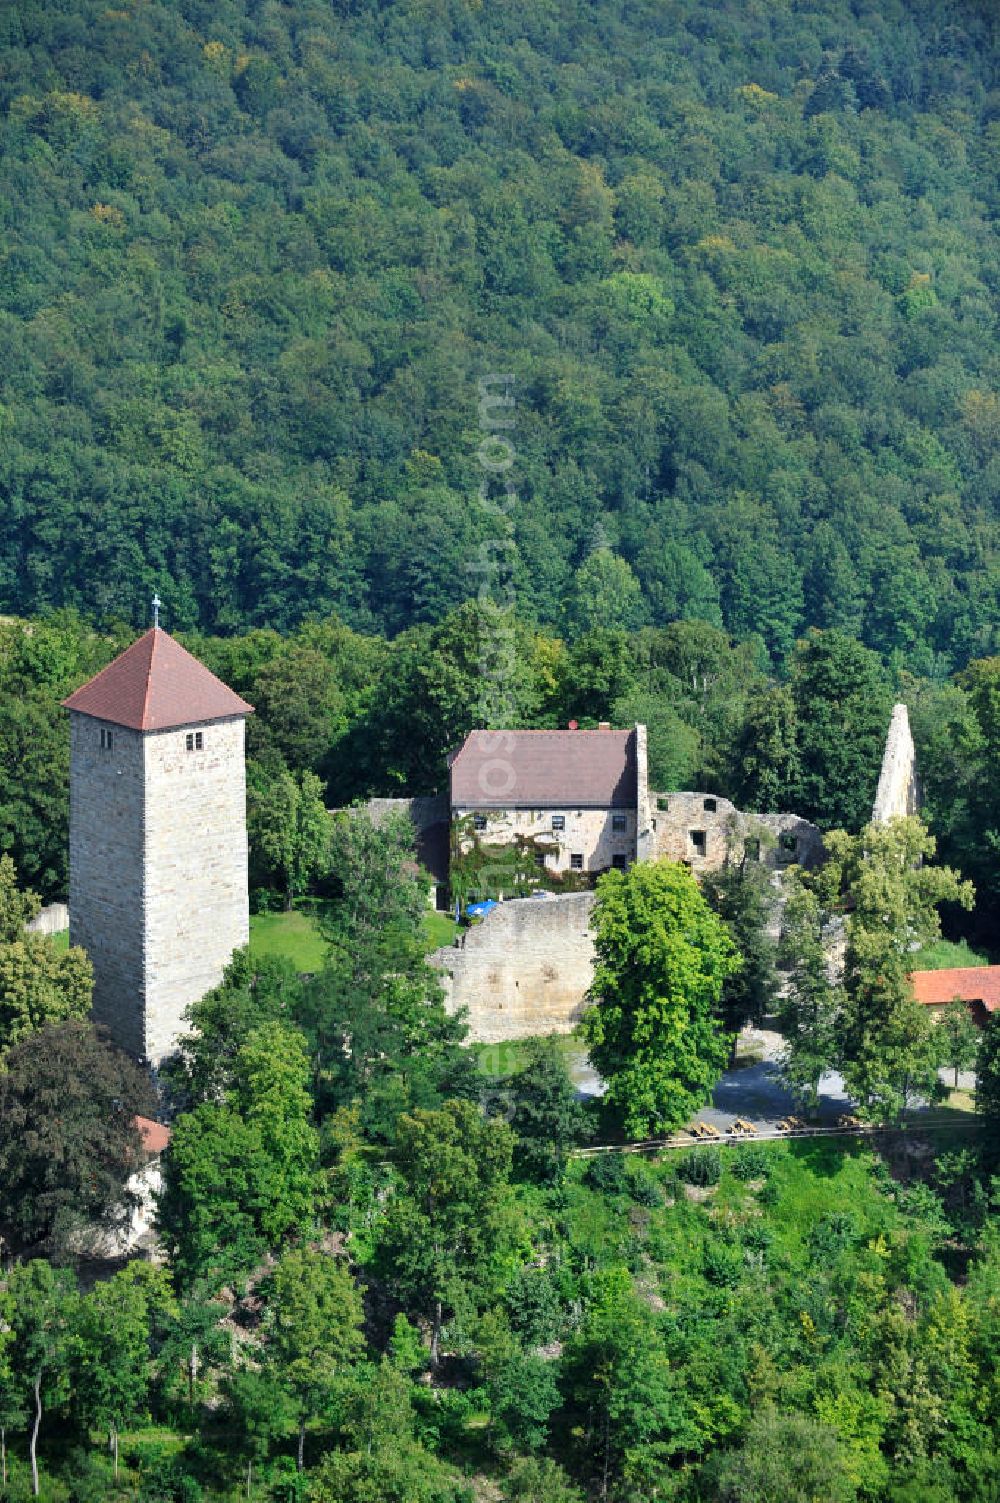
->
<box><xmin>100</xmin><ymin>727</ymin><xmax>115</xmax><ymax>752</ymax></box>
<box><xmin>185</xmin><ymin>731</ymin><xmax>204</xmax><ymax>753</ymax></box>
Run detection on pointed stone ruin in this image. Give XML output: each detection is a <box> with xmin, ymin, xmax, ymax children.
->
<box><xmin>872</xmin><ymin>703</ymin><xmax>920</xmax><ymax>824</ymax></box>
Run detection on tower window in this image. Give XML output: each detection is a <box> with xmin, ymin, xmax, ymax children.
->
<box><xmin>185</xmin><ymin>731</ymin><xmax>204</xmax><ymax>753</ymax></box>
<box><xmin>612</xmin><ymin>813</ymin><xmax>628</xmax><ymax>832</ymax></box>
<box><xmin>99</xmin><ymin>727</ymin><xmax>115</xmax><ymax>752</ymax></box>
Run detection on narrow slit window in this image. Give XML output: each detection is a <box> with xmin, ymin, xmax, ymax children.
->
<box><xmin>99</xmin><ymin>727</ymin><xmax>115</xmax><ymax>752</ymax></box>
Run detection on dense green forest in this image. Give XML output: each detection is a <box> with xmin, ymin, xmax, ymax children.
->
<box><xmin>0</xmin><ymin>0</ymin><xmax>999</xmax><ymax>669</ymax></box>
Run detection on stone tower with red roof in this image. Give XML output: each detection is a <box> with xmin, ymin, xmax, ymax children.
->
<box><xmin>63</xmin><ymin>626</ymin><xmax>253</xmax><ymax>1064</ymax></box>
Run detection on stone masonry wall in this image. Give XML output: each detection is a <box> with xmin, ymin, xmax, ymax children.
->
<box><xmin>429</xmin><ymin>892</ymin><xmax>596</xmax><ymax>1042</ymax></box>
<box><xmin>432</xmin><ymin>794</ymin><xmax>824</xmax><ymax>1044</ymax></box>
<box><xmin>69</xmin><ymin>711</ymin><xmax>249</xmax><ymax>1065</ymax></box>
<box><xmin>361</xmin><ymin>794</ymin><xmax>449</xmax><ymax>832</ymax></box>
<box><xmin>872</xmin><ymin>703</ymin><xmax>920</xmax><ymax>824</ymax></box>
<box><xmin>452</xmin><ymin>806</ymin><xmax>636</xmax><ymax>876</ymax></box>
<box><xmin>650</xmin><ymin>792</ymin><xmax>824</xmax><ymax>873</ymax></box>
<box><xmin>27</xmin><ymin>901</ymin><xmax>69</xmax><ymax>936</ymax></box>
<box><xmin>69</xmin><ymin>714</ymin><xmax>148</xmax><ymax>1057</ymax></box>
<box><xmin>143</xmin><ymin>715</ymin><xmax>249</xmax><ymax>1064</ymax></box>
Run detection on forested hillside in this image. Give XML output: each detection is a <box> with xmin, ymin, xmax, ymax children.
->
<box><xmin>1</xmin><ymin>0</ymin><xmax>998</xmax><ymax>666</ymax></box>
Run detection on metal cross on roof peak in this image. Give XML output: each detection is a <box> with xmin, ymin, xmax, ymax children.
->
<box><xmin>152</xmin><ymin>593</ymin><xmax>162</xmax><ymax>629</ymax></box>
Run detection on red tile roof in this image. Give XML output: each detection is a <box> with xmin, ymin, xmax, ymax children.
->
<box><xmin>910</xmin><ymin>966</ymin><xmax>1000</xmax><ymax>1013</ymax></box>
<box><xmin>63</xmin><ymin>628</ymin><xmax>253</xmax><ymax>732</ymax></box>
<box><xmin>450</xmin><ymin>728</ymin><xmax>637</xmax><ymax>809</ymax></box>
<box><xmin>135</xmin><ymin>1115</ymin><xmax>171</xmax><ymax>1155</ymax></box>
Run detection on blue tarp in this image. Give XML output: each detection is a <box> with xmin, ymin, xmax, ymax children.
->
<box><xmin>465</xmin><ymin>899</ymin><xmax>498</xmax><ymax>919</ymax></box>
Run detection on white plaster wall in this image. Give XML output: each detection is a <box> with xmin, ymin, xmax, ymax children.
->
<box><xmin>453</xmin><ymin>806</ymin><xmax>635</xmax><ymax>875</ymax></box>
<box><xmin>27</xmin><ymin>901</ymin><xmax>69</xmax><ymax>936</ymax></box>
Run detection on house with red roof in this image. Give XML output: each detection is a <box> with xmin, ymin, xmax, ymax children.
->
<box><xmin>910</xmin><ymin>966</ymin><xmax>1000</xmax><ymax>1027</ymax></box>
<box><xmin>449</xmin><ymin>724</ymin><xmax>650</xmax><ymax>882</ymax></box>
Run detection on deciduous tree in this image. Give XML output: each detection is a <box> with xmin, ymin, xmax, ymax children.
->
<box><xmin>0</xmin><ymin>1021</ymin><xmax>153</xmax><ymax>1255</ymax></box>
<box><xmin>158</xmin><ymin>1023</ymin><xmax>320</xmax><ymax>1286</ymax></box>
<box><xmin>377</xmin><ymin>1100</ymin><xmax>515</xmax><ymax>1365</ymax></box>
<box><xmin>247</xmin><ymin>755</ymin><xmax>331</xmax><ymax>908</ymax></box>
<box><xmin>777</xmin><ymin>877</ymin><xmax>844</xmax><ymax>1112</ymax></box>
<box><xmin>581</xmin><ymin>861</ymin><xmax>740</xmax><ymax>1136</ymax></box>
<box><xmin>938</xmin><ymin>1005</ymin><xmax>979</xmax><ymax>1090</ymax></box>
<box><xmin>263</xmin><ymin>1246</ymin><xmax>365</xmax><ymax>1470</ymax></box>
<box><xmin>826</xmin><ymin>818</ymin><xmax>973</xmax><ymax>1119</ymax></box>
<box><xmin>1</xmin><ymin>1262</ymin><xmax>76</xmax><ymax>1497</ymax></box>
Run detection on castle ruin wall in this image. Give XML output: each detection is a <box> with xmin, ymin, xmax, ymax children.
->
<box><xmin>872</xmin><ymin>703</ymin><xmax>920</xmax><ymax>824</ymax></box>
<box><xmin>429</xmin><ymin>891</ymin><xmax>596</xmax><ymax>1043</ymax></box>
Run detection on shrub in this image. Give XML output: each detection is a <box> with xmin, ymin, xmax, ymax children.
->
<box><xmin>808</xmin><ymin>1211</ymin><xmax>858</xmax><ymax>1261</ymax></box>
<box><xmin>675</xmin><ymin>1147</ymin><xmax>722</xmax><ymax>1186</ymax></box>
<box><xmin>505</xmin><ymin>1265</ymin><xmax>571</xmax><ymax>1346</ymax></box>
<box><xmin>584</xmin><ymin>1151</ymin><xmax>630</xmax><ymax>1195</ymax></box>
<box><xmin>730</xmin><ymin>1144</ymin><xmax>772</xmax><ymax>1180</ymax></box>
<box><xmin>628</xmin><ymin>1172</ymin><xmax>662</xmax><ymax>1207</ymax></box>
<box><xmin>703</xmin><ymin>1237</ymin><xmax>745</xmax><ymax>1286</ymax></box>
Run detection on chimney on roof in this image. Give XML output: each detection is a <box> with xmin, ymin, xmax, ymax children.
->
<box><xmin>598</xmin><ymin>721</ymin><xmax>611</xmax><ymax>731</ymax></box>
<box><xmin>568</xmin><ymin>719</ymin><xmax>578</xmax><ymax>730</ymax></box>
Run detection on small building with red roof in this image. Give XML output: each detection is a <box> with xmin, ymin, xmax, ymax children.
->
<box><xmin>63</xmin><ymin>618</ymin><xmax>253</xmax><ymax>1065</ymax></box>
<box><xmin>910</xmin><ymin>966</ymin><xmax>1000</xmax><ymax>1027</ymax></box>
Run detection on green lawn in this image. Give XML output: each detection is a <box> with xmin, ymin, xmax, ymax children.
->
<box><xmin>911</xmin><ymin>938</ymin><xmax>992</xmax><ymax>969</ymax></box>
<box><xmin>424</xmin><ymin>909</ymin><xmax>459</xmax><ymax>951</ymax></box>
<box><xmin>249</xmin><ymin>908</ymin><xmax>328</xmax><ymax>972</ymax></box>
<box><xmin>475</xmin><ymin>1031</ymin><xmax>585</xmax><ymax>1081</ymax></box>
<box><xmin>248</xmin><ymin>905</ymin><xmax>458</xmax><ymax>973</ymax></box>
<box><xmin>48</xmin><ymin>907</ymin><xmax>458</xmax><ymax>973</ymax></box>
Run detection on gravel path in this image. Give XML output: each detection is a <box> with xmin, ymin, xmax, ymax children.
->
<box><xmin>568</xmin><ymin>1028</ymin><xmax>974</xmax><ymax>1132</ymax></box>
